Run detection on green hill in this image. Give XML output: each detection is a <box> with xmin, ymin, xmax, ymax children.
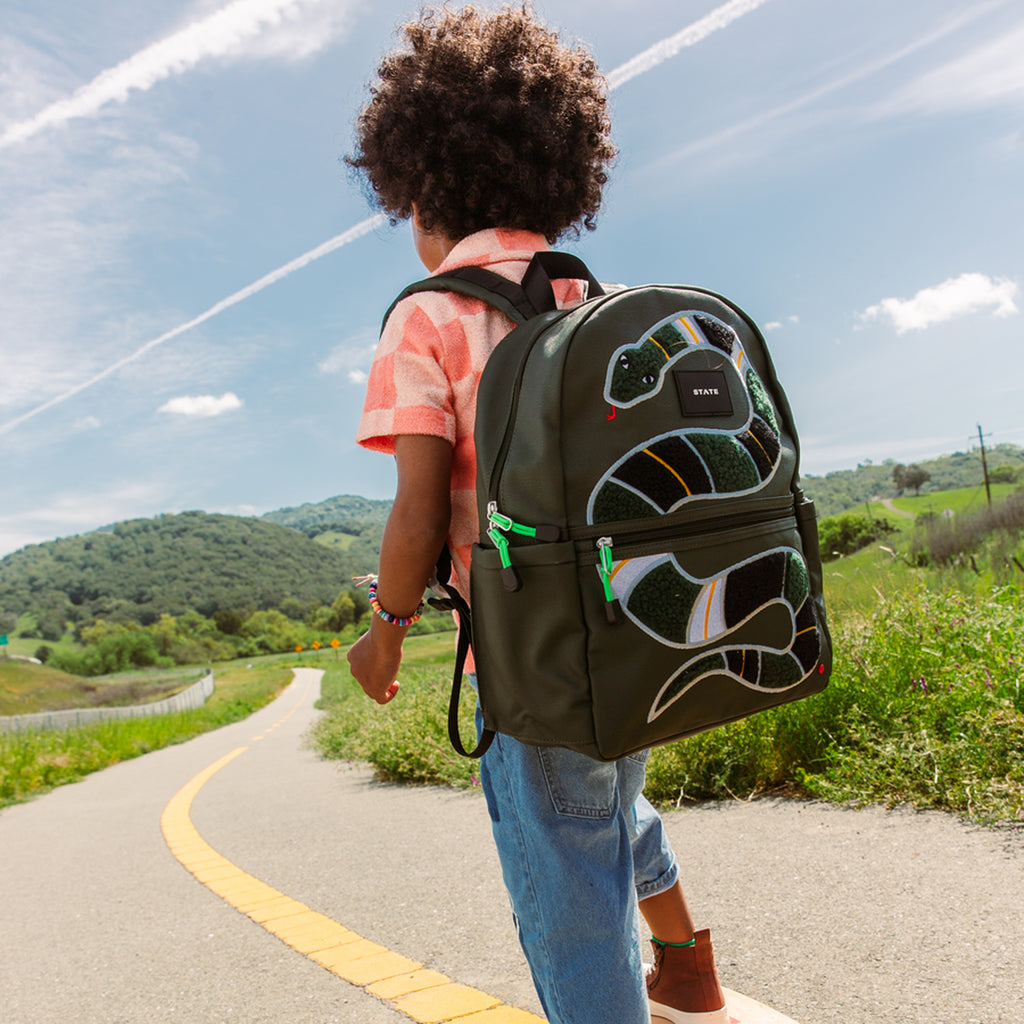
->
<box><xmin>0</xmin><ymin>511</ymin><xmax>361</xmax><ymax>630</ymax></box>
<box><xmin>800</xmin><ymin>443</ymin><xmax>1024</xmax><ymax>518</ymax></box>
<box><xmin>262</xmin><ymin>494</ymin><xmax>392</xmax><ymax>533</ymax></box>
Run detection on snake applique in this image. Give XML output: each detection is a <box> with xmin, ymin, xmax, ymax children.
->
<box><xmin>590</xmin><ymin>309</ymin><xmax>822</xmax><ymax>719</ymax></box>
<box><xmin>605</xmin><ymin>310</ymin><xmax>752</xmax><ymax>409</ymax></box>
<box><xmin>604</xmin><ymin>547</ymin><xmax>822</xmax><ymax>720</ymax></box>
<box><xmin>590</xmin><ymin>312</ymin><xmax>781</xmax><ymax>524</ymax></box>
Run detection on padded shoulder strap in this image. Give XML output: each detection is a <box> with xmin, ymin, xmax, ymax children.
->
<box><xmin>379</xmin><ymin>266</ymin><xmax>539</xmax><ymax>335</ymax></box>
<box><xmin>379</xmin><ymin>253</ymin><xmax>604</xmax><ymax>334</ymax></box>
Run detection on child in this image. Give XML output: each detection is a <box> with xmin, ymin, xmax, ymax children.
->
<box><xmin>346</xmin><ymin>7</ymin><xmax>729</xmax><ymax>1023</ymax></box>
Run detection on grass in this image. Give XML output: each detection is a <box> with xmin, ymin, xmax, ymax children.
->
<box><xmin>314</xmin><ymin>634</ymin><xmax>480</xmax><ymax>789</ymax></box>
<box><xmin>313</xmin><ymin>579</ymin><xmax>1024</xmax><ymax>824</ymax></box>
<box><xmin>0</xmin><ymin>659</ymin><xmax>295</xmax><ymax>809</ymax></box>
<box><xmin>0</xmin><ymin>660</ymin><xmax>202</xmax><ymax>716</ymax></box>
<box><xmin>643</xmin><ymin>584</ymin><xmax>1024</xmax><ymax>822</ymax></box>
<box><xmin>865</xmin><ymin>483</ymin><xmax>1018</xmax><ymax>527</ymax></box>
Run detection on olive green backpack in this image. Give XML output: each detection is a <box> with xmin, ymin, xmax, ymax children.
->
<box><xmin>384</xmin><ymin>252</ymin><xmax>832</xmax><ymax>762</ymax></box>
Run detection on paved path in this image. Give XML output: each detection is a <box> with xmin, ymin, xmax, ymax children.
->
<box><xmin>2</xmin><ymin>668</ymin><xmax>1022</xmax><ymax>1024</ymax></box>
<box><xmin>880</xmin><ymin>498</ymin><xmax>916</xmax><ymax>519</ymax></box>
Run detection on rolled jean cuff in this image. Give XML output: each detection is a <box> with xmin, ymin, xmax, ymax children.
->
<box><xmin>636</xmin><ymin>858</ymin><xmax>679</xmax><ymax>901</ymax></box>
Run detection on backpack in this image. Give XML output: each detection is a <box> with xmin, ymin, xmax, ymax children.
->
<box><xmin>383</xmin><ymin>251</ymin><xmax>832</xmax><ymax>762</ymax></box>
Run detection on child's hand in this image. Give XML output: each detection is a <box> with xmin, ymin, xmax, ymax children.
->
<box><xmin>347</xmin><ymin>629</ymin><xmax>402</xmax><ymax>704</ymax></box>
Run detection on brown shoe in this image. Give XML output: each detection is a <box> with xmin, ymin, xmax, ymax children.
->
<box><xmin>646</xmin><ymin>929</ymin><xmax>730</xmax><ymax>1024</ymax></box>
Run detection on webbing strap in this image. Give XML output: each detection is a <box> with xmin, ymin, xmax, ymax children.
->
<box><xmin>429</xmin><ymin>549</ymin><xmax>494</xmax><ymax>759</ymax></box>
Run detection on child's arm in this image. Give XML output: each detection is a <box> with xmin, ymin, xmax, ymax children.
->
<box><xmin>347</xmin><ymin>434</ymin><xmax>453</xmax><ymax>704</ymax></box>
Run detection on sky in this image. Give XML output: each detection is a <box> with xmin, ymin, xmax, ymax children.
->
<box><xmin>1</xmin><ymin>0</ymin><xmax>1022</xmax><ymax>557</ymax></box>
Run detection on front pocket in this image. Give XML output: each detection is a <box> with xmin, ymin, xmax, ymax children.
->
<box><xmin>471</xmin><ymin>542</ymin><xmax>597</xmax><ymax>753</ymax></box>
<box><xmin>583</xmin><ymin>513</ymin><xmax>829</xmax><ymax>757</ymax></box>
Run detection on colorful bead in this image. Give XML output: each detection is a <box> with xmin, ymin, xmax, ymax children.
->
<box><xmin>367</xmin><ymin>578</ymin><xmax>424</xmax><ymax>627</ymax></box>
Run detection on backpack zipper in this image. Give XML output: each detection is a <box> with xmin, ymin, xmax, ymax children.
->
<box><xmin>486</xmin><ymin>501</ymin><xmax>560</xmax><ymax>592</ymax></box>
<box><xmin>588</xmin><ymin>503</ymin><xmax>798</xmax><ymax>622</ymax></box>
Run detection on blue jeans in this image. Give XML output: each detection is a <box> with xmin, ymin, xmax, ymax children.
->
<box><xmin>474</xmin><ymin>689</ymin><xmax>679</xmax><ymax>1024</ymax></box>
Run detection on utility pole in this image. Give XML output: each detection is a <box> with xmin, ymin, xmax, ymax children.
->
<box><xmin>976</xmin><ymin>423</ymin><xmax>992</xmax><ymax>508</ymax></box>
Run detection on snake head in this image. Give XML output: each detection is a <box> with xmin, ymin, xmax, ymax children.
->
<box><xmin>607</xmin><ymin>343</ymin><xmax>667</xmax><ymax>406</ymax></box>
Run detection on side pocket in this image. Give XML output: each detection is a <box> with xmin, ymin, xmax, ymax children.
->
<box><xmin>471</xmin><ymin>541</ymin><xmax>597</xmax><ymax>753</ymax></box>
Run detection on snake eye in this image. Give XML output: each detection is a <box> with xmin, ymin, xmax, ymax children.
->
<box><xmin>618</xmin><ymin>353</ymin><xmax>630</xmax><ymax>370</ymax></box>
<box><xmin>641</xmin><ymin>373</ymin><xmax>656</xmax><ymax>385</ymax></box>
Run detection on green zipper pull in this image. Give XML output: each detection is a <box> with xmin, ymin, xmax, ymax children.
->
<box><xmin>487</xmin><ymin>506</ymin><xmax>522</xmax><ymax>592</ymax></box>
<box><xmin>486</xmin><ymin>503</ymin><xmax>561</xmax><ymax>592</ymax></box>
<box><xmin>487</xmin><ymin>502</ymin><xmax>560</xmax><ymax>542</ymax></box>
<box><xmin>596</xmin><ymin>537</ymin><xmax>623</xmax><ymax>624</ymax></box>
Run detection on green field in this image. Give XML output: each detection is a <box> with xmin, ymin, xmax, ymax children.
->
<box><xmin>6</xmin><ymin>483</ymin><xmax>1024</xmax><ymax>823</ymax></box>
<box><xmin>0</xmin><ymin>657</ymin><xmax>298</xmax><ymax>808</ymax></box>
<box><xmin>863</xmin><ymin>482</ymin><xmax>1018</xmax><ymax>529</ymax></box>
<box><xmin>0</xmin><ymin>660</ymin><xmax>203</xmax><ymax>717</ymax></box>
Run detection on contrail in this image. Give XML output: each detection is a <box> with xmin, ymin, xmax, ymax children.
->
<box><xmin>0</xmin><ymin>0</ymin><xmax>334</xmax><ymax>151</ymax></box>
<box><xmin>2</xmin><ymin>0</ymin><xmax>769</xmax><ymax>433</ymax></box>
<box><xmin>606</xmin><ymin>0</ymin><xmax>773</xmax><ymax>91</ymax></box>
<box><xmin>0</xmin><ymin>214</ymin><xmax>386</xmax><ymax>435</ymax></box>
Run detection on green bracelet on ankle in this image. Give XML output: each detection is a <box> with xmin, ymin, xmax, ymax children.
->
<box><xmin>651</xmin><ymin>936</ymin><xmax>696</xmax><ymax>948</ymax></box>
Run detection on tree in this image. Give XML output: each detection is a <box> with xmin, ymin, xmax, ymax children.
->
<box><xmin>329</xmin><ymin>591</ymin><xmax>356</xmax><ymax>631</ymax></box>
<box><xmin>893</xmin><ymin>463</ymin><xmax>930</xmax><ymax>495</ymax></box>
<box><xmin>989</xmin><ymin>464</ymin><xmax>1020</xmax><ymax>485</ymax></box>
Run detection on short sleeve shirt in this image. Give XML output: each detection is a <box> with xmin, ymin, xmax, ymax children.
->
<box><xmin>357</xmin><ymin>228</ymin><xmax>585</xmax><ymax>605</ymax></box>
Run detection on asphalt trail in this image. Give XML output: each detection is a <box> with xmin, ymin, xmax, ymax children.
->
<box><xmin>2</xmin><ymin>668</ymin><xmax>1021</xmax><ymax>1023</ymax></box>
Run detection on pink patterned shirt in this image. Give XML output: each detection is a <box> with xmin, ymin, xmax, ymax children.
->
<box><xmin>357</xmin><ymin>228</ymin><xmax>585</xmax><ymax>612</ymax></box>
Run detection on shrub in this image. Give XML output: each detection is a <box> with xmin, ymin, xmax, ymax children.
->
<box><xmin>819</xmin><ymin>512</ymin><xmax>895</xmax><ymax>561</ymax></box>
<box><xmin>913</xmin><ymin>488</ymin><xmax>1024</xmax><ymax>568</ymax></box>
<box><xmin>50</xmin><ymin>631</ymin><xmax>173</xmax><ymax>676</ymax></box>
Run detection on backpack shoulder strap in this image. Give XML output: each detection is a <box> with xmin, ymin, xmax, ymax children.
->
<box><xmin>379</xmin><ymin>253</ymin><xmax>605</xmax><ymax>335</ymax></box>
<box><xmin>379</xmin><ymin>266</ymin><xmax>540</xmax><ymax>335</ymax></box>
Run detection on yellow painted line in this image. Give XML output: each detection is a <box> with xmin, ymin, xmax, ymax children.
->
<box><xmin>161</xmin><ymin>675</ymin><xmax>545</xmax><ymax>1023</ymax></box>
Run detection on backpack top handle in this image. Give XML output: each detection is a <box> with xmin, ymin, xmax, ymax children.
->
<box><xmin>521</xmin><ymin>251</ymin><xmax>605</xmax><ymax>314</ymax></box>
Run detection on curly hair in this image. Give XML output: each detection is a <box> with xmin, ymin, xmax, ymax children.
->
<box><xmin>346</xmin><ymin>4</ymin><xmax>616</xmax><ymax>243</ymax></box>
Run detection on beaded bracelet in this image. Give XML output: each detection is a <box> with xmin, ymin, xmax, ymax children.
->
<box><xmin>366</xmin><ymin>577</ymin><xmax>424</xmax><ymax>627</ymax></box>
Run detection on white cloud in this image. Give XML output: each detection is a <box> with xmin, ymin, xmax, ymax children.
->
<box><xmin>318</xmin><ymin>334</ymin><xmax>378</xmax><ymax>383</ymax></box>
<box><xmin>0</xmin><ymin>0</ymin><xmax>358</xmax><ymax>150</ymax></box>
<box><xmin>0</xmin><ymin>214</ymin><xmax>386</xmax><ymax>435</ymax></box>
<box><xmin>875</xmin><ymin>19</ymin><xmax>1024</xmax><ymax>117</ymax></box>
<box><xmin>859</xmin><ymin>273</ymin><xmax>1019</xmax><ymax>334</ymax></box>
<box><xmin>606</xmin><ymin>0</ymin><xmax>774</xmax><ymax>91</ymax></box>
<box><xmin>0</xmin><ymin>482</ymin><xmax>169</xmax><ymax>557</ymax></box>
<box><xmin>158</xmin><ymin>392</ymin><xmax>243</xmax><ymax>417</ymax></box>
<box><xmin>764</xmin><ymin>321</ymin><xmax>782</xmax><ymax>331</ymax></box>
<box><xmin>646</xmin><ymin>3</ymin><xmax>1000</xmax><ymax>179</ymax></box>
<box><xmin>73</xmin><ymin>416</ymin><xmax>102</xmax><ymax>432</ymax></box>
